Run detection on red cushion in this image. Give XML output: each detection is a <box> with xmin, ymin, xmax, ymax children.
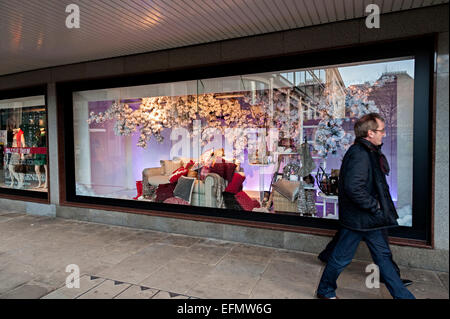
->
<box><xmin>169</xmin><ymin>167</ymin><xmax>189</xmax><ymax>183</ymax></box>
<box><xmin>224</xmin><ymin>173</ymin><xmax>246</xmax><ymax>194</ymax></box>
<box><xmin>235</xmin><ymin>191</ymin><xmax>260</xmax><ymax>211</ymax></box>
<box><xmin>184</xmin><ymin>160</ymin><xmax>195</xmax><ymax>170</ymax></box>
<box><xmin>210</xmin><ymin>162</ymin><xmax>237</xmax><ymax>183</ymax></box>
<box><xmin>155</xmin><ymin>183</ymin><xmax>177</xmax><ymax>202</ymax></box>
<box><xmin>163</xmin><ymin>197</ymin><xmax>190</xmax><ymax>205</ymax></box>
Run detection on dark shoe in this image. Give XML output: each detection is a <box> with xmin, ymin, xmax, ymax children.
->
<box><xmin>316</xmin><ymin>293</ymin><xmax>339</xmax><ymax>299</ymax></box>
<box><xmin>402</xmin><ymin>279</ymin><xmax>413</xmax><ymax>287</ymax></box>
<box><xmin>317</xmin><ymin>254</ymin><xmax>328</xmax><ymax>264</ymax></box>
<box><xmin>380</xmin><ymin>278</ymin><xmax>413</xmax><ymax>287</ymax></box>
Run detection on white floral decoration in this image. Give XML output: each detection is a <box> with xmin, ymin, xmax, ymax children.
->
<box><xmin>312</xmin><ymin>75</ymin><xmax>395</xmax><ymax>159</ymax></box>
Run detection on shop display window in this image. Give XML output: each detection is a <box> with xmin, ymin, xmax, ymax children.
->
<box><xmin>72</xmin><ymin>58</ymin><xmax>415</xmax><ymax>226</ymax></box>
<box><xmin>0</xmin><ymin>95</ymin><xmax>48</xmax><ymax>194</ymax></box>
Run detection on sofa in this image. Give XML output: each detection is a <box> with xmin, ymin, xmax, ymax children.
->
<box><xmin>142</xmin><ymin>159</ymin><xmax>242</xmax><ymax>208</ymax></box>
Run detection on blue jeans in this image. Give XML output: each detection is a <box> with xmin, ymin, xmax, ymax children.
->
<box><xmin>317</xmin><ymin>228</ymin><xmax>415</xmax><ymax>299</ymax></box>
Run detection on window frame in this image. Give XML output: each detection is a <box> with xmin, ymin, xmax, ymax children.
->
<box><xmin>57</xmin><ymin>35</ymin><xmax>436</xmax><ymax>244</ymax></box>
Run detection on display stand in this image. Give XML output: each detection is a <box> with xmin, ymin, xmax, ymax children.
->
<box><xmin>317</xmin><ymin>192</ymin><xmax>339</xmax><ymax>218</ymax></box>
<box><xmin>266</xmin><ymin>152</ymin><xmax>300</xmax><ymax>208</ymax></box>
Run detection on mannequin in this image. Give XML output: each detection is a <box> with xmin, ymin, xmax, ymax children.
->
<box><xmin>34</xmin><ymin>127</ymin><xmax>47</xmax><ymax>188</ymax></box>
<box><xmin>8</xmin><ymin>127</ymin><xmax>26</xmax><ymax>189</ymax></box>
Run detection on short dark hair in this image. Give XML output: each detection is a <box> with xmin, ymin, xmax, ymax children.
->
<box><xmin>354</xmin><ymin>113</ymin><xmax>385</xmax><ymax>138</ymax></box>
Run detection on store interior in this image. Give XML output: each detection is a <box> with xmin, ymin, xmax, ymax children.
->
<box><xmin>71</xmin><ymin>59</ymin><xmax>415</xmax><ymax>224</ymax></box>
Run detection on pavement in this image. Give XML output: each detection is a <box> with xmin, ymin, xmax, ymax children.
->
<box><xmin>0</xmin><ymin>210</ymin><xmax>448</xmax><ymax>299</ymax></box>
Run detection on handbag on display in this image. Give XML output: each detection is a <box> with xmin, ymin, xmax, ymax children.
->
<box><xmin>317</xmin><ymin>166</ymin><xmax>338</xmax><ymax>196</ymax></box>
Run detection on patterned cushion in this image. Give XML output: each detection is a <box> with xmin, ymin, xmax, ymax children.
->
<box><xmin>155</xmin><ymin>183</ymin><xmax>177</xmax><ymax>202</ymax></box>
<box><xmin>163</xmin><ymin>197</ymin><xmax>190</xmax><ymax>205</ymax></box>
<box><xmin>173</xmin><ymin>176</ymin><xmax>196</xmax><ymax>204</ymax></box>
<box><xmin>169</xmin><ymin>167</ymin><xmax>189</xmax><ymax>183</ymax></box>
<box><xmin>272</xmin><ymin>179</ymin><xmax>300</xmax><ymax>202</ymax></box>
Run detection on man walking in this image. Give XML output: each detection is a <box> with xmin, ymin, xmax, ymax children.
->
<box><xmin>316</xmin><ymin>113</ymin><xmax>415</xmax><ymax>299</ymax></box>
<box><xmin>318</xmin><ymin>228</ymin><xmax>413</xmax><ymax>287</ymax></box>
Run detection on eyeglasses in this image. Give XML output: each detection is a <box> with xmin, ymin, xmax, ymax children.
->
<box><xmin>372</xmin><ymin>128</ymin><xmax>386</xmax><ymax>133</ymax></box>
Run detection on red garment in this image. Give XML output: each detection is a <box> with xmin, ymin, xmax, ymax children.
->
<box><xmin>15</xmin><ymin>129</ymin><xmax>24</xmax><ymax>147</ymax></box>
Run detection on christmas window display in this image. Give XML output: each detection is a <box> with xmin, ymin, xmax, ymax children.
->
<box><xmin>0</xmin><ymin>95</ymin><xmax>48</xmax><ymax>192</ymax></box>
<box><xmin>73</xmin><ymin>58</ymin><xmax>415</xmax><ymax>226</ymax></box>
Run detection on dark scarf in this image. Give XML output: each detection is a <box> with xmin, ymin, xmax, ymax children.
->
<box><xmin>355</xmin><ymin>137</ymin><xmax>390</xmax><ymax>176</ymax></box>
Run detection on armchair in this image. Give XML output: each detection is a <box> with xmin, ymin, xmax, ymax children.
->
<box><xmin>142</xmin><ymin>160</ymin><xmax>239</xmax><ymax>208</ymax></box>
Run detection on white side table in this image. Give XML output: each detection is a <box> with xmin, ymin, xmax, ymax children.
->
<box><xmin>318</xmin><ymin>192</ymin><xmax>339</xmax><ymax>218</ymax></box>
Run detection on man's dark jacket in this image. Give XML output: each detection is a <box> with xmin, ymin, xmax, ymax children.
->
<box><xmin>338</xmin><ymin>137</ymin><xmax>399</xmax><ymax>231</ymax></box>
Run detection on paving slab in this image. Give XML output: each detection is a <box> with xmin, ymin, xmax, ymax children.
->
<box><xmin>41</xmin><ymin>275</ymin><xmax>106</xmax><ymax>299</ymax></box>
<box><xmin>0</xmin><ymin>284</ymin><xmax>50</xmax><ymax>299</ymax></box>
<box><xmin>127</xmin><ymin>230</ymin><xmax>170</xmax><ymax>242</ymax></box>
<box><xmin>34</xmin><ymin>268</ymin><xmax>85</xmax><ymax>290</ymax></box>
<box><xmin>336</xmin><ymin>287</ymin><xmax>384</xmax><ymax>299</ymax></box>
<box><xmin>177</xmin><ymin>243</ymin><xmax>231</xmax><ymax>265</ymax></box>
<box><xmin>0</xmin><ymin>262</ymin><xmax>37</xmax><ymax>295</ymax></box>
<box><xmin>215</xmin><ymin>256</ymin><xmax>268</xmax><ymax>277</ymax></box>
<box><xmin>76</xmin><ymin>279</ymin><xmax>131</xmax><ymax>299</ymax></box>
<box><xmin>398</xmin><ymin>267</ymin><xmax>444</xmax><ymax>286</ymax></box>
<box><xmin>151</xmin><ymin>290</ymin><xmax>190</xmax><ymax>299</ymax></box>
<box><xmin>0</xmin><ymin>212</ymin><xmax>26</xmax><ymax>218</ymax></box>
<box><xmin>437</xmin><ymin>272</ymin><xmax>449</xmax><ymax>291</ymax></box>
<box><xmin>387</xmin><ymin>281</ymin><xmax>449</xmax><ymax>299</ymax></box>
<box><xmin>87</xmin><ymin>243</ymin><xmax>141</xmax><ymax>265</ymax></box>
<box><xmin>250</xmin><ymin>277</ymin><xmax>316</xmax><ymax>299</ymax></box>
<box><xmin>194</xmin><ymin>256</ymin><xmax>267</xmax><ymax>295</ymax></box>
<box><xmin>272</xmin><ymin>250</ymin><xmax>324</xmax><ymax>267</ymax></box>
<box><xmin>88</xmin><ymin>226</ymin><xmax>139</xmax><ymax>243</ymax></box>
<box><xmin>0</xmin><ymin>215</ymin><xmax>15</xmax><ymax>223</ymax></box>
<box><xmin>261</xmin><ymin>259</ymin><xmax>322</xmax><ymax>289</ymax></box>
<box><xmin>140</xmin><ymin>260</ymin><xmax>215</xmax><ymax>294</ymax></box>
<box><xmin>157</xmin><ymin>234</ymin><xmax>203</xmax><ymax>247</ymax></box>
<box><xmin>113</xmin><ymin>285</ymin><xmax>159</xmax><ymax>299</ymax></box>
<box><xmin>196</xmin><ymin>238</ymin><xmax>238</xmax><ymax>249</ymax></box>
<box><xmin>97</xmin><ymin>244</ymin><xmax>187</xmax><ymax>284</ymax></box>
<box><xmin>186</xmin><ymin>284</ymin><xmax>249</xmax><ymax>299</ymax></box>
<box><xmin>336</xmin><ymin>271</ymin><xmax>382</xmax><ymax>297</ymax></box>
<box><xmin>227</xmin><ymin>244</ymin><xmax>275</xmax><ymax>263</ymax></box>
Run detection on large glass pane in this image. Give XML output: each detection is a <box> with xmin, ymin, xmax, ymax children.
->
<box><xmin>197</xmin><ymin>59</ymin><xmax>415</xmax><ymax>224</ymax></box>
<box><xmin>72</xmin><ymin>57</ymin><xmax>415</xmax><ymax>226</ymax></box>
<box><xmin>73</xmin><ymin>81</ymin><xmax>197</xmax><ymax>203</ymax></box>
<box><xmin>0</xmin><ymin>95</ymin><xmax>48</xmax><ymax>192</ymax></box>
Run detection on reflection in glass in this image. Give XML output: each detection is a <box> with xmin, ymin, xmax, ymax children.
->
<box><xmin>73</xmin><ymin>58</ymin><xmax>415</xmax><ymax>226</ymax></box>
<box><xmin>0</xmin><ymin>96</ymin><xmax>48</xmax><ymax>192</ymax></box>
